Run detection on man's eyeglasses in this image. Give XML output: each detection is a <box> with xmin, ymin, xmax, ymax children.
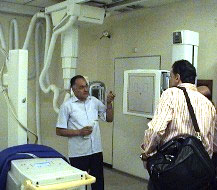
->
<box><xmin>78</xmin><ymin>85</ymin><xmax>89</xmax><ymax>90</ymax></box>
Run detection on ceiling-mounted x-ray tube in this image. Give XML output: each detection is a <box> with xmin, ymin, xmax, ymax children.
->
<box><xmin>39</xmin><ymin>16</ymin><xmax>77</xmax><ymax>93</ymax></box>
<box><xmin>39</xmin><ymin>16</ymin><xmax>77</xmax><ymax>113</ymax></box>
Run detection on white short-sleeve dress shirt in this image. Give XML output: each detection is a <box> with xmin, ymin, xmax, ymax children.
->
<box><xmin>56</xmin><ymin>96</ymin><xmax>106</xmax><ymax>158</ymax></box>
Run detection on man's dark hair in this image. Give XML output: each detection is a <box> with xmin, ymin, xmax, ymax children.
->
<box><xmin>70</xmin><ymin>75</ymin><xmax>85</xmax><ymax>88</ymax></box>
<box><xmin>172</xmin><ymin>60</ymin><xmax>197</xmax><ymax>84</ymax></box>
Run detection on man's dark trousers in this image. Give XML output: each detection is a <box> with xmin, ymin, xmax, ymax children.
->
<box><xmin>69</xmin><ymin>152</ymin><xmax>104</xmax><ymax>190</ymax></box>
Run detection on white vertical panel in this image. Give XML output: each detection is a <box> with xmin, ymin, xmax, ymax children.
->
<box><xmin>172</xmin><ymin>44</ymin><xmax>198</xmax><ymax>71</ymax></box>
<box><xmin>8</xmin><ymin>50</ymin><xmax>28</xmax><ymax>147</ymax></box>
<box><xmin>172</xmin><ymin>44</ymin><xmax>193</xmax><ymax>64</ymax></box>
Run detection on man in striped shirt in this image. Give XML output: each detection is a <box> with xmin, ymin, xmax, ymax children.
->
<box><xmin>141</xmin><ymin>60</ymin><xmax>216</xmax><ymax>189</ymax></box>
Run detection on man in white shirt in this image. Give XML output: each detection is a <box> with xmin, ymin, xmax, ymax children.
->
<box><xmin>56</xmin><ymin>75</ymin><xmax>115</xmax><ymax>190</ymax></box>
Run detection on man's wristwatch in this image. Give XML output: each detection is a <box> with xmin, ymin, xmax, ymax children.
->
<box><xmin>107</xmin><ymin>104</ymin><xmax>112</xmax><ymax>109</ymax></box>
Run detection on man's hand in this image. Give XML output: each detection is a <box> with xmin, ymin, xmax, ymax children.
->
<box><xmin>107</xmin><ymin>91</ymin><xmax>115</xmax><ymax>104</ymax></box>
<box><xmin>79</xmin><ymin>126</ymin><xmax>93</xmax><ymax>136</ymax></box>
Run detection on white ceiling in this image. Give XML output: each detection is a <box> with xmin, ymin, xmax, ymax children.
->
<box><xmin>0</xmin><ymin>0</ymin><xmax>183</xmax><ymax>9</ymax></box>
<box><xmin>0</xmin><ymin>0</ymin><xmax>184</xmax><ymax>16</ymax></box>
<box><xmin>0</xmin><ymin>0</ymin><xmax>62</xmax><ymax>8</ymax></box>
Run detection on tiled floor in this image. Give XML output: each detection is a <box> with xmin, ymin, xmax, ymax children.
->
<box><xmin>87</xmin><ymin>167</ymin><xmax>148</xmax><ymax>190</ymax></box>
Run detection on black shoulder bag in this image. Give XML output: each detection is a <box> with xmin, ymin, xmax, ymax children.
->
<box><xmin>146</xmin><ymin>87</ymin><xmax>215</xmax><ymax>190</ymax></box>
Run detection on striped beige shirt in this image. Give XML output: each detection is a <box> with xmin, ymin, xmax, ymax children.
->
<box><xmin>141</xmin><ymin>83</ymin><xmax>216</xmax><ymax>159</ymax></box>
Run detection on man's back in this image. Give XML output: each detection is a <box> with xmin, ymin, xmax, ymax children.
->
<box><xmin>142</xmin><ymin>60</ymin><xmax>216</xmax><ymax>189</ymax></box>
<box><xmin>152</xmin><ymin>83</ymin><xmax>216</xmax><ymax>157</ymax></box>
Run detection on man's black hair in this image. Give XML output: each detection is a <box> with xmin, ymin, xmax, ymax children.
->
<box><xmin>70</xmin><ymin>75</ymin><xmax>85</xmax><ymax>88</ymax></box>
<box><xmin>172</xmin><ymin>60</ymin><xmax>197</xmax><ymax>84</ymax></box>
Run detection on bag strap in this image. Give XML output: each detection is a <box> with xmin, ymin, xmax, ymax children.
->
<box><xmin>177</xmin><ymin>87</ymin><xmax>200</xmax><ymax>133</ymax></box>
